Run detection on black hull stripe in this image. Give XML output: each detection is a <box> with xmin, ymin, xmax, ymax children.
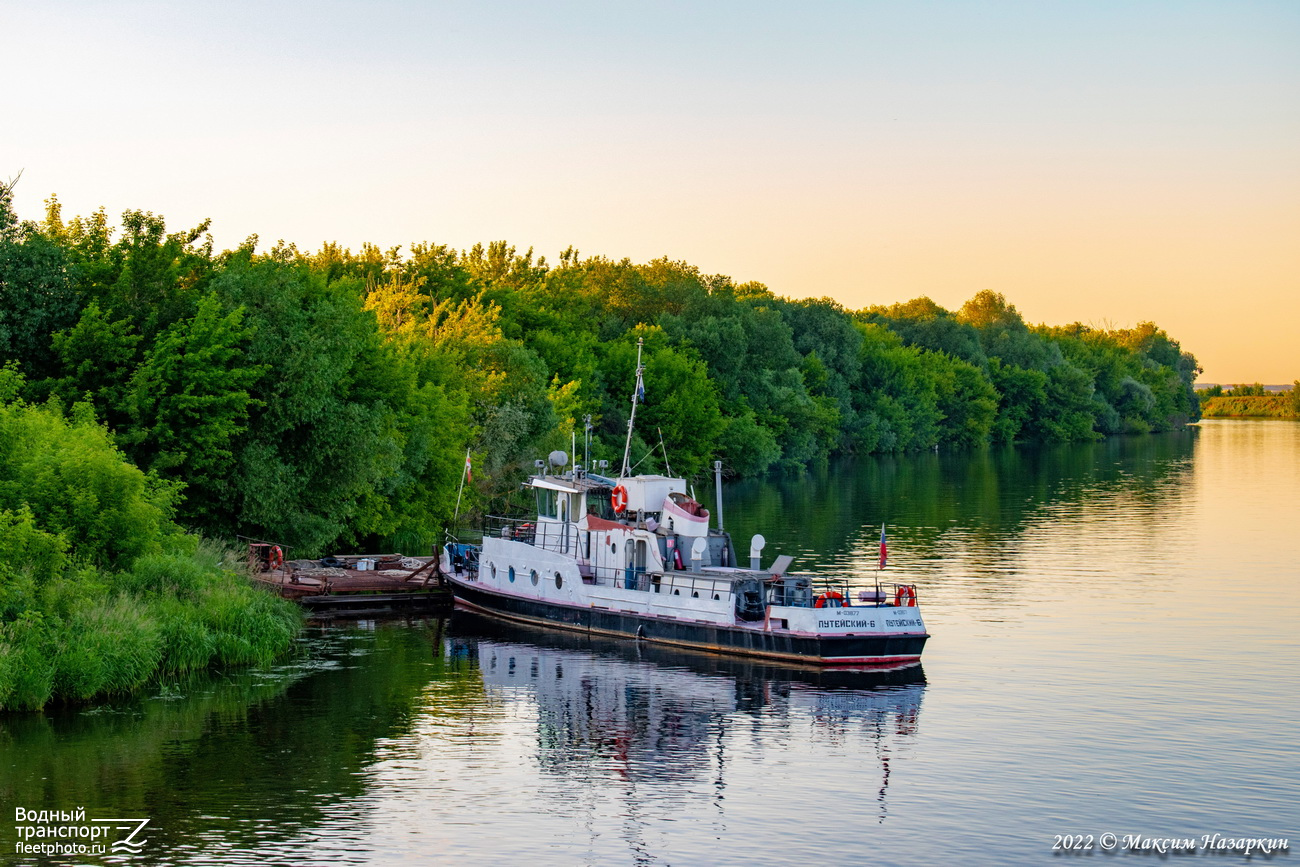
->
<box><xmin>450</xmin><ymin>579</ymin><xmax>928</xmax><ymax>667</ymax></box>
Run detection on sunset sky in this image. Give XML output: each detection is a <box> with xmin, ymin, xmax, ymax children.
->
<box><xmin>6</xmin><ymin>1</ymin><xmax>1297</xmax><ymax>382</ymax></box>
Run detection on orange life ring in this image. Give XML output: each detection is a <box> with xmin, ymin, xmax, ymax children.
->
<box><xmin>895</xmin><ymin>584</ymin><xmax>916</xmax><ymax>607</ymax></box>
<box><xmin>268</xmin><ymin>545</ymin><xmax>284</xmax><ymax>571</ymax></box>
<box><xmin>611</xmin><ymin>485</ymin><xmax>629</xmax><ymax>513</ymax></box>
<box><xmin>814</xmin><ymin>590</ymin><xmax>844</xmax><ymax>608</ymax></box>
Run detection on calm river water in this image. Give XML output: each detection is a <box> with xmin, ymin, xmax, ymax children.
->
<box><xmin>3</xmin><ymin>420</ymin><xmax>1297</xmax><ymax>865</ymax></box>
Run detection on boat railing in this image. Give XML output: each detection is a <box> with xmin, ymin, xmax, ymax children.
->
<box><xmin>572</xmin><ymin>561</ymin><xmax>736</xmax><ymax>598</ymax></box>
<box><xmin>485</xmin><ymin>515</ymin><xmax>542</xmax><ymax>546</ymax></box>
<box><xmin>447</xmin><ymin>527</ymin><xmax>485</xmax><ymax>546</ymax></box>
<box><xmin>651</xmin><ymin>571</ymin><xmax>735</xmax><ymax>600</ymax></box>
<box><xmin>485</xmin><ymin>515</ymin><xmax>587</xmax><ymax>553</ymax></box>
<box><xmin>770</xmin><ymin>574</ymin><xmax>919</xmax><ymax>609</ymax></box>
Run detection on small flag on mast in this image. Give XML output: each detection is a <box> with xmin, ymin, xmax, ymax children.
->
<box><xmin>879</xmin><ymin>523</ymin><xmax>887</xmax><ymax>570</ymax></box>
<box><xmin>635</xmin><ymin>369</ymin><xmax>645</xmax><ymax>403</ymax></box>
<box><xmin>464</xmin><ymin>449</ymin><xmax>472</xmax><ymax>482</ymax></box>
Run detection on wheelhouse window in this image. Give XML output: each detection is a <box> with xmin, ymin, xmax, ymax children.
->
<box><xmin>589</xmin><ymin>488</ymin><xmax>615</xmax><ymax>520</ymax></box>
<box><xmin>536</xmin><ymin>488</ymin><xmax>558</xmax><ymax>519</ymax></box>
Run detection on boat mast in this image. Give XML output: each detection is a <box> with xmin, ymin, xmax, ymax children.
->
<box><xmin>620</xmin><ymin>338</ymin><xmax>645</xmax><ymax>479</ymax></box>
<box><xmin>713</xmin><ymin>460</ymin><xmax>724</xmax><ymax>531</ymax></box>
<box><xmin>583</xmin><ymin>414</ymin><xmax>593</xmax><ymax>473</ymax></box>
<box><xmin>453</xmin><ymin>446</ymin><xmax>470</xmax><ymax>526</ymax></box>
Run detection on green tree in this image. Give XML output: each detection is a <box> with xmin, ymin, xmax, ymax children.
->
<box><xmin>209</xmin><ymin>258</ymin><xmax>404</xmax><ymax>553</ymax></box>
<box><xmin>598</xmin><ymin>329</ymin><xmax>723</xmax><ymax>477</ymax></box>
<box><xmin>120</xmin><ymin>293</ymin><xmax>266</xmax><ymax>527</ymax></box>
<box><xmin>0</xmin><ymin>383</ymin><xmax>176</xmax><ymax>570</ymax></box>
<box><xmin>862</xmin><ymin>296</ymin><xmax>988</xmax><ymax>369</ymax></box>
<box><xmin>852</xmin><ymin>323</ymin><xmax>942</xmax><ymax>452</ymax></box>
<box><xmin>932</xmin><ymin>356</ymin><xmax>998</xmax><ymax>447</ymax></box>
<box><xmin>716</xmin><ymin>409</ymin><xmax>781</xmax><ymax>476</ymax></box>
<box><xmin>958</xmin><ymin>290</ymin><xmax>1059</xmax><ymax>371</ymax></box>
<box><xmin>49</xmin><ymin>302</ymin><xmax>142</xmax><ymax>428</ymax></box>
<box><xmin>0</xmin><ymin>193</ymin><xmax>82</xmax><ymax>380</ymax></box>
<box><xmin>987</xmin><ymin>359</ymin><xmax>1048</xmax><ymax>442</ymax></box>
<box><xmin>1038</xmin><ymin>362</ymin><xmax>1100</xmax><ymax>440</ymax></box>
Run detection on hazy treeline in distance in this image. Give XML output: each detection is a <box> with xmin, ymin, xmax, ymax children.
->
<box><xmin>0</xmin><ymin>186</ymin><xmax>1200</xmax><ymax>708</ymax></box>
<box><xmin>1197</xmin><ymin>383</ymin><xmax>1300</xmax><ymax>419</ymax></box>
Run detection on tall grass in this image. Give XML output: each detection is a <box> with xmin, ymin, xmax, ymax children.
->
<box><xmin>0</xmin><ymin>393</ymin><xmax>303</xmax><ymax>711</ymax></box>
<box><xmin>0</xmin><ymin>540</ymin><xmax>302</xmax><ymax>711</ymax></box>
<box><xmin>51</xmin><ymin>595</ymin><xmax>163</xmax><ymax>701</ymax></box>
<box><xmin>0</xmin><ymin>613</ymin><xmax>57</xmax><ymax>710</ymax></box>
<box><xmin>132</xmin><ymin>540</ymin><xmax>302</xmax><ymax>676</ymax></box>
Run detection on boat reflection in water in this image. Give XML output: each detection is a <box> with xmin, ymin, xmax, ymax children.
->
<box><xmin>445</xmin><ymin>612</ymin><xmax>925</xmax><ymax>821</ymax></box>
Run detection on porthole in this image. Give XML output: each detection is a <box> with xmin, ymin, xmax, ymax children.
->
<box><xmin>508</xmin><ymin>566</ymin><xmax>516</xmax><ymax>583</ymax></box>
<box><xmin>555</xmin><ymin>571</ymin><xmax>563</xmax><ymax>589</ymax></box>
<box><xmin>611</xmin><ymin>543</ymin><xmax>617</xmax><ymax>555</ymax></box>
<box><xmin>692</xmin><ymin>591</ymin><xmax>699</xmax><ymax>598</ymax></box>
<box><xmin>490</xmin><ymin>562</ymin><xmax>497</xmax><ymax>580</ymax></box>
<box><xmin>530</xmin><ymin>569</ymin><xmax>539</xmax><ymax>586</ymax></box>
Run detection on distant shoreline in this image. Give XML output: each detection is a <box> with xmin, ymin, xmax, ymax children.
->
<box><xmin>1200</xmin><ymin>394</ymin><xmax>1299</xmax><ymax>419</ymax></box>
<box><xmin>1194</xmin><ymin>383</ymin><xmax>1293</xmax><ymax>393</ymax></box>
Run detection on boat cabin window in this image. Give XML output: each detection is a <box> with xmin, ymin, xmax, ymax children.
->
<box><xmin>536</xmin><ymin>488</ymin><xmax>558</xmax><ymax>519</ymax></box>
<box><xmin>589</xmin><ymin>488</ymin><xmax>615</xmax><ymax>520</ymax></box>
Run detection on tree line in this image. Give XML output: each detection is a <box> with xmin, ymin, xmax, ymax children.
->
<box><xmin>1</xmin><ymin>187</ymin><xmax>1202</xmax><ymax>560</ymax></box>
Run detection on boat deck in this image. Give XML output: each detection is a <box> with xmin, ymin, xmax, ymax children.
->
<box><xmin>253</xmin><ymin>555</ymin><xmax>453</xmax><ymax>613</ymax></box>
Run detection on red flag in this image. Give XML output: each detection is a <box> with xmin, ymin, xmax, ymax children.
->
<box><xmin>464</xmin><ymin>450</ymin><xmax>472</xmax><ymax>482</ymax></box>
<box><xmin>879</xmin><ymin>523</ymin><xmax>887</xmax><ymax>570</ymax></box>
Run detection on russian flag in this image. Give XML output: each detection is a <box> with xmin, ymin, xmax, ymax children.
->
<box><xmin>879</xmin><ymin>523</ymin><xmax>887</xmax><ymax>570</ymax></box>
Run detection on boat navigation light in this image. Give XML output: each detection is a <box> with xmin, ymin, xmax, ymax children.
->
<box><xmin>750</xmin><ymin>534</ymin><xmax>766</xmax><ymax>570</ymax></box>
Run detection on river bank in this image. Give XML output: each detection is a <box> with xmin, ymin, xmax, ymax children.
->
<box><xmin>1200</xmin><ymin>393</ymin><xmax>1299</xmax><ymax>418</ymax></box>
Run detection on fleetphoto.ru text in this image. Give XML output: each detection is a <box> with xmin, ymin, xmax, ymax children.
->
<box><xmin>14</xmin><ymin>807</ymin><xmax>150</xmax><ymax>858</ymax></box>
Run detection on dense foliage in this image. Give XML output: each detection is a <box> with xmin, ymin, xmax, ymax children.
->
<box><xmin>0</xmin><ymin>365</ymin><xmax>300</xmax><ymax>710</ymax></box>
<box><xmin>1</xmin><ymin>185</ymin><xmax>1202</xmax><ymax>563</ymax></box>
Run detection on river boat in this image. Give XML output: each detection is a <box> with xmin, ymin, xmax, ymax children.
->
<box><xmin>441</xmin><ymin>341</ymin><xmax>929</xmax><ymax>668</ymax></box>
